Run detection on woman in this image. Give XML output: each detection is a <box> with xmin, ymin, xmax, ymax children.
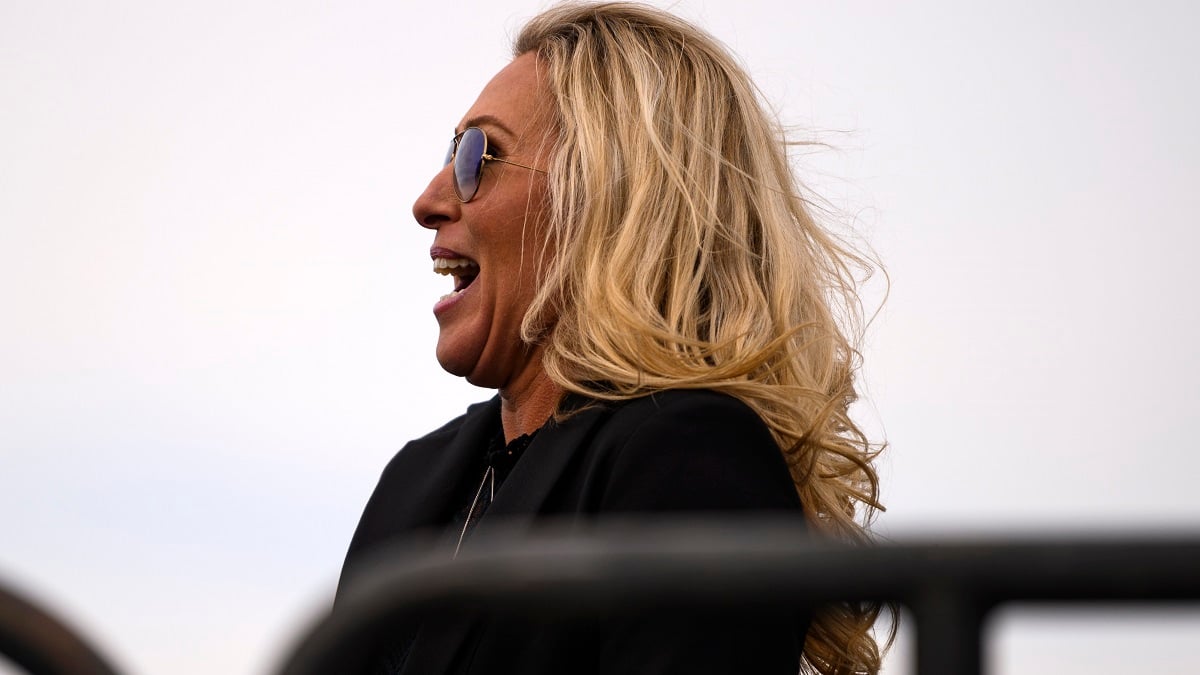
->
<box><xmin>339</xmin><ymin>2</ymin><xmax>887</xmax><ymax>674</ymax></box>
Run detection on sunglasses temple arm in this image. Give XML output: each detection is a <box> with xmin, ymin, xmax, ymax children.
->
<box><xmin>483</xmin><ymin>154</ymin><xmax>547</xmax><ymax>174</ymax></box>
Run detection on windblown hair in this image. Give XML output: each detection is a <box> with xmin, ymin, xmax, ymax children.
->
<box><xmin>515</xmin><ymin>3</ymin><xmax>888</xmax><ymax>672</ymax></box>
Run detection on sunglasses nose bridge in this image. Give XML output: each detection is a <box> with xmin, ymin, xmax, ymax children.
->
<box><xmin>444</xmin><ymin>131</ymin><xmax>464</xmax><ymax>168</ymax></box>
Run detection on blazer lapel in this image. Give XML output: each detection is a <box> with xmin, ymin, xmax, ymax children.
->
<box><xmin>400</xmin><ymin>399</ymin><xmax>612</xmax><ymax>675</ymax></box>
<box><xmin>396</xmin><ymin>396</ymin><xmax>502</xmax><ymax>531</ymax></box>
<box><xmin>483</xmin><ymin>400</ymin><xmax>611</xmax><ymax>523</ymax></box>
<box><xmin>342</xmin><ymin>397</ymin><xmax>501</xmax><ymax>675</ymax></box>
<box><xmin>340</xmin><ymin>396</ymin><xmax>501</xmax><ymax>591</ymax></box>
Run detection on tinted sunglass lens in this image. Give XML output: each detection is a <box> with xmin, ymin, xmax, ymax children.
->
<box><xmin>453</xmin><ymin>127</ymin><xmax>486</xmax><ymax>202</ymax></box>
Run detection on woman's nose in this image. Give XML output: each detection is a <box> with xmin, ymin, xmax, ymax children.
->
<box><xmin>412</xmin><ymin>164</ymin><xmax>460</xmax><ymax>230</ymax></box>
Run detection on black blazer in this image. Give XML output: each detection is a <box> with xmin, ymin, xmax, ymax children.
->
<box><xmin>339</xmin><ymin>389</ymin><xmax>809</xmax><ymax>675</ymax></box>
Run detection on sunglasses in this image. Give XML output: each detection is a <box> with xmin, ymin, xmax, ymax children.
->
<box><xmin>443</xmin><ymin>126</ymin><xmax>546</xmax><ymax>203</ymax></box>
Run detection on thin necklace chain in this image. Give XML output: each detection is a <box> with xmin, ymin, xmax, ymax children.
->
<box><xmin>454</xmin><ymin>465</ymin><xmax>495</xmax><ymax>559</ymax></box>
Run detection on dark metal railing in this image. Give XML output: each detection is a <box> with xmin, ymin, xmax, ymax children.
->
<box><xmin>0</xmin><ymin>578</ymin><xmax>122</xmax><ymax>675</ymax></box>
<box><xmin>278</xmin><ymin>521</ymin><xmax>1200</xmax><ymax>675</ymax></box>
<box><xmin>4</xmin><ymin>521</ymin><xmax>1199</xmax><ymax>674</ymax></box>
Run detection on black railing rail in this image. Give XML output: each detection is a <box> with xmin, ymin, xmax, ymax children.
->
<box><xmin>0</xmin><ymin>577</ymin><xmax>123</xmax><ymax>675</ymax></box>
<box><xmin>4</xmin><ymin>522</ymin><xmax>1200</xmax><ymax>674</ymax></box>
<box><xmin>280</xmin><ymin>521</ymin><xmax>1200</xmax><ymax>675</ymax></box>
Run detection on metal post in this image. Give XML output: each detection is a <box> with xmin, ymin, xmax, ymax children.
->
<box><xmin>914</xmin><ymin>584</ymin><xmax>984</xmax><ymax>675</ymax></box>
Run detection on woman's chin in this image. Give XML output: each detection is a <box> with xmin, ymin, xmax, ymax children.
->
<box><xmin>434</xmin><ymin>336</ymin><xmax>497</xmax><ymax>385</ymax></box>
<box><xmin>435</xmin><ymin>343</ymin><xmax>478</xmax><ymax>381</ymax></box>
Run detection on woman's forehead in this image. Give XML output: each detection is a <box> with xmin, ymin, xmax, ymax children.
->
<box><xmin>456</xmin><ymin>53</ymin><xmax>552</xmax><ymax>141</ymax></box>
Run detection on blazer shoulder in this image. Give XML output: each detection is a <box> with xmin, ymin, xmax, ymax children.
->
<box><xmin>596</xmin><ymin>389</ymin><xmax>771</xmax><ymax>447</ymax></box>
<box><xmin>378</xmin><ymin>395</ymin><xmax>500</xmax><ymax>475</ymax></box>
<box><xmin>608</xmin><ymin>388</ymin><xmax>761</xmax><ymax>422</ymax></box>
<box><xmin>589</xmin><ymin>389</ymin><xmax>802</xmax><ymax>513</ymax></box>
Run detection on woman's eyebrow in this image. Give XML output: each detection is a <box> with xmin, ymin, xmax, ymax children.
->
<box><xmin>457</xmin><ymin>114</ymin><xmax>517</xmax><ymax>138</ymax></box>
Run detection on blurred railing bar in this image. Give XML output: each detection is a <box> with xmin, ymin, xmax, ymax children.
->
<box><xmin>283</xmin><ymin>523</ymin><xmax>1200</xmax><ymax>675</ymax></box>
<box><xmin>5</xmin><ymin>524</ymin><xmax>1198</xmax><ymax>675</ymax></box>
<box><xmin>0</xmin><ymin>579</ymin><xmax>123</xmax><ymax>675</ymax></box>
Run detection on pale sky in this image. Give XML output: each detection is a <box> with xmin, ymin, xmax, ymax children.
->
<box><xmin>2</xmin><ymin>1</ymin><xmax>1198</xmax><ymax>674</ymax></box>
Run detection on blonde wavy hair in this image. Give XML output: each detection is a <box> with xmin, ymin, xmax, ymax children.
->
<box><xmin>514</xmin><ymin>3</ymin><xmax>888</xmax><ymax>673</ymax></box>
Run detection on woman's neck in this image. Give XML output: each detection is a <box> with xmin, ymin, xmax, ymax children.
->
<box><xmin>498</xmin><ymin>363</ymin><xmax>563</xmax><ymax>443</ymax></box>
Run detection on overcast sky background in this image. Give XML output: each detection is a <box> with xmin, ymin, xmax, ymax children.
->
<box><xmin>2</xmin><ymin>1</ymin><xmax>1199</xmax><ymax>673</ymax></box>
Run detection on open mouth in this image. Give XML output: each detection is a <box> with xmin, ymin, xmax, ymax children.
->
<box><xmin>434</xmin><ymin>257</ymin><xmax>480</xmax><ymax>300</ymax></box>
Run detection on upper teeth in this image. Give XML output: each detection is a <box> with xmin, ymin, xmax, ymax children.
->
<box><xmin>433</xmin><ymin>257</ymin><xmax>479</xmax><ymax>275</ymax></box>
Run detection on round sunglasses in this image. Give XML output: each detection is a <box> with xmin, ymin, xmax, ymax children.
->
<box><xmin>443</xmin><ymin>126</ymin><xmax>546</xmax><ymax>203</ymax></box>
